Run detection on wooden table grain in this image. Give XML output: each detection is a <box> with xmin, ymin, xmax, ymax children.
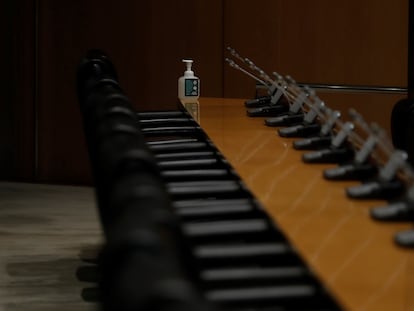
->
<box><xmin>195</xmin><ymin>97</ymin><xmax>414</xmax><ymax>311</ymax></box>
<box><xmin>3</xmin><ymin>97</ymin><xmax>414</xmax><ymax>311</ymax></box>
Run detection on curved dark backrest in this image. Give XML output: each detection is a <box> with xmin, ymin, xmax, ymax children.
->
<box><xmin>77</xmin><ymin>50</ymin><xmax>158</xmax><ymax>230</ymax></box>
<box><xmin>391</xmin><ymin>98</ymin><xmax>414</xmax><ymax>165</ymax></box>
<box><xmin>76</xmin><ymin>50</ymin><xmax>216</xmax><ymax>311</ymax></box>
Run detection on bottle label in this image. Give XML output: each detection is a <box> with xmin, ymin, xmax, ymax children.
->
<box><xmin>185</xmin><ymin>78</ymin><xmax>199</xmax><ymax>96</ymax></box>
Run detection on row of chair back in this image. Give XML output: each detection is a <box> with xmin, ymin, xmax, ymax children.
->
<box><xmin>77</xmin><ymin>50</ymin><xmax>216</xmax><ymax>311</ymax></box>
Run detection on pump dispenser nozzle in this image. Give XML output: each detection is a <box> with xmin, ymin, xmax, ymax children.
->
<box><xmin>183</xmin><ymin>59</ymin><xmax>193</xmax><ymax>68</ymax></box>
<box><xmin>182</xmin><ymin>59</ymin><xmax>194</xmax><ymax>77</ymax></box>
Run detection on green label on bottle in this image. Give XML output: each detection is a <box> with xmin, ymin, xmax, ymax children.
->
<box><xmin>185</xmin><ymin>78</ymin><xmax>199</xmax><ymax>96</ymax></box>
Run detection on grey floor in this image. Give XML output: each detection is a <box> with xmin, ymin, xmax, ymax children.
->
<box><xmin>0</xmin><ymin>182</ymin><xmax>102</xmax><ymax>311</ymax></box>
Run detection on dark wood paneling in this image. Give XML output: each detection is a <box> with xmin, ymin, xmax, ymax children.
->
<box><xmin>277</xmin><ymin>0</ymin><xmax>408</xmax><ymax>86</ymax></box>
<box><xmin>15</xmin><ymin>0</ymin><xmax>409</xmax><ymax>184</ymax></box>
<box><xmin>224</xmin><ymin>0</ymin><xmax>408</xmax><ymax>98</ymax></box>
<box><xmin>36</xmin><ymin>0</ymin><xmax>223</xmax><ymax>184</ymax></box>
<box><xmin>0</xmin><ymin>0</ymin><xmax>17</xmax><ymax>180</ymax></box>
<box><xmin>223</xmin><ymin>0</ymin><xmax>282</xmax><ymax>98</ymax></box>
<box><xmin>0</xmin><ymin>0</ymin><xmax>35</xmax><ymax>181</ymax></box>
<box><xmin>409</xmin><ymin>0</ymin><xmax>414</xmax><ymax>98</ymax></box>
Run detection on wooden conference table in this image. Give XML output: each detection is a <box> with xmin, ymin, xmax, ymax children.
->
<box><xmin>191</xmin><ymin>97</ymin><xmax>414</xmax><ymax>311</ymax></box>
<box><xmin>1</xmin><ymin>97</ymin><xmax>414</xmax><ymax>311</ymax></box>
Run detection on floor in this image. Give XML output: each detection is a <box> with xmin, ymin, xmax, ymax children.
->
<box><xmin>0</xmin><ymin>182</ymin><xmax>102</xmax><ymax>311</ymax></box>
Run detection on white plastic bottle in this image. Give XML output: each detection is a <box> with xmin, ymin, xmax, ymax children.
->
<box><xmin>178</xmin><ymin>59</ymin><xmax>200</xmax><ymax>103</ymax></box>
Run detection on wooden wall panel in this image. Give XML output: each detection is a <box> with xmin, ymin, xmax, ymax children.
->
<box><xmin>224</xmin><ymin>0</ymin><xmax>408</xmax><ymax>98</ymax></box>
<box><xmin>0</xmin><ymin>0</ymin><xmax>35</xmax><ymax>181</ymax></box>
<box><xmin>277</xmin><ymin>0</ymin><xmax>408</xmax><ymax>86</ymax></box>
<box><xmin>223</xmin><ymin>0</ymin><xmax>282</xmax><ymax>98</ymax></box>
<box><xmin>11</xmin><ymin>0</ymin><xmax>409</xmax><ymax>184</ymax></box>
<box><xmin>36</xmin><ymin>0</ymin><xmax>223</xmax><ymax>184</ymax></box>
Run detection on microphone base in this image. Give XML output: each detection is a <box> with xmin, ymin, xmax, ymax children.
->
<box><xmin>323</xmin><ymin>163</ymin><xmax>377</xmax><ymax>181</ymax></box>
<box><xmin>265</xmin><ymin>113</ymin><xmax>304</xmax><ymax>127</ymax></box>
<box><xmin>247</xmin><ymin>105</ymin><xmax>289</xmax><ymax>117</ymax></box>
<box><xmin>245</xmin><ymin>96</ymin><xmax>271</xmax><ymax>108</ymax></box>
<box><xmin>346</xmin><ymin>179</ymin><xmax>405</xmax><ymax>200</ymax></box>
<box><xmin>278</xmin><ymin>124</ymin><xmax>321</xmax><ymax>138</ymax></box>
<box><xmin>371</xmin><ymin>201</ymin><xmax>414</xmax><ymax>222</ymax></box>
<box><xmin>302</xmin><ymin>148</ymin><xmax>354</xmax><ymax>164</ymax></box>
<box><xmin>293</xmin><ymin>136</ymin><xmax>332</xmax><ymax>150</ymax></box>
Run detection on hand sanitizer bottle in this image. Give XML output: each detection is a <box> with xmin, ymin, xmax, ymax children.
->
<box><xmin>178</xmin><ymin>59</ymin><xmax>200</xmax><ymax>103</ymax></box>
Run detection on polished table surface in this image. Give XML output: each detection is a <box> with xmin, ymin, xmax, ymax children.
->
<box><xmin>195</xmin><ymin>97</ymin><xmax>414</xmax><ymax>311</ymax></box>
<box><xmin>2</xmin><ymin>97</ymin><xmax>414</xmax><ymax>311</ymax></box>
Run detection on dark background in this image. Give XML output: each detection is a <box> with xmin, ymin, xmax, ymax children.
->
<box><xmin>1</xmin><ymin>0</ymin><xmax>408</xmax><ymax>185</ymax></box>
